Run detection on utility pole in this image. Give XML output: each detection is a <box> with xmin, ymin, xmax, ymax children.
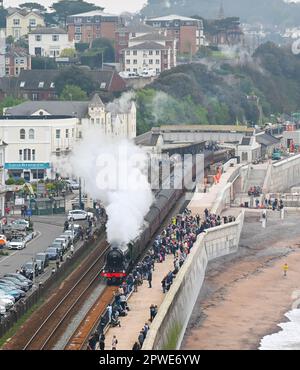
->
<box><xmin>79</xmin><ymin>177</ymin><xmax>83</xmax><ymax>210</ymax></box>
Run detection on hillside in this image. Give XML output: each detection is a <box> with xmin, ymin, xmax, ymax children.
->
<box><xmin>142</xmin><ymin>0</ymin><xmax>300</xmax><ymax>27</ymax></box>
<box><xmin>136</xmin><ymin>42</ymin><xmax>300</xmax><ymax>134</ymax></box>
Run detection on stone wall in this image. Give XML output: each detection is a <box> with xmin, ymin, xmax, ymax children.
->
<box><xmin>143</xmin><ymin>211</ymin><xmax>245</xmax><ymax>350</ymax></box>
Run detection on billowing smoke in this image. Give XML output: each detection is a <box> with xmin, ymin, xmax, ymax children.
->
<box><xmin>68</xmin><ymin>130</ymin><xmax>153</xmax><ymax>245</ymax></box>
<box><xmin>106</xmin><ymin>91</ymin><xmax>135</xmax><ymax>115</ymax></box>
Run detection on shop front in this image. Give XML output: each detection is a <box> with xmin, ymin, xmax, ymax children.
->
<box><xmin>4</xmin><ymin>162</ymin><xmax>51</xmax><ymax>181</ymax></box>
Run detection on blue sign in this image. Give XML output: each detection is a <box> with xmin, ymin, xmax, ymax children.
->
<box><xmin>4</xmin><ymin>163</ymin><xmax>50</xmax><ymax>170</ymax></box>
<box><xmin>26</xmin><ymin>209</ymin><xmax>32</xmax><ymax>216</ymax></box>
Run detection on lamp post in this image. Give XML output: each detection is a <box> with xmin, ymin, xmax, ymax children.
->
<box><xmin>79</xmin><ymin>177</ymin><xmax>83</xmax><ymax>210</ymax></box>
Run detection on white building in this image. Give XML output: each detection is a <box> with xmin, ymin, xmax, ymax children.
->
<box><xmin>0</xmin><ymin>115</ymin><xmax>76</xmax><ymax>181</ymax></box>
<box><xmin>123</xmin><ymin>40</ymin><xmax>175</xmax><ymax>75</ymax></box>
<box><xmin>6</xmin><ymin>8</ymin><xmax>45</xmax><ymax>40</ymax></box>
<box><xmin>28</xmin><ymin>28</ymin><xmax>75</xmax><ymax>58</ymax></box>
<box><xmin>5</xmin><ymin>94</ymin><xmax>137</xmax><ymax>141</ymax></box>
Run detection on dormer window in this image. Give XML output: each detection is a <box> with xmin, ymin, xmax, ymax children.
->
<box><xmin>50</xmin><ymin>82</ymin><xmax>55</xmax><ymax>88</ymax></box>
<box><xmin>100</xmin><ymin>82</ymin><xmax>106</xmax><ymax>89</ymax></box>
<box><xmin>20</xmin><ymin>81</ymin><xmax>25</xmax><ymax>87</ymax></box>
<box><xmin>38</xmin><ymin>81</ymin><xmax>44</xmax><ymax>88</ymax></box>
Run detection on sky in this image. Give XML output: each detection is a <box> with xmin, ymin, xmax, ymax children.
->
<box><xmin>3</xmin><ymin>0</ymin><xmax>146</xmax><ymax>14</ymax></box>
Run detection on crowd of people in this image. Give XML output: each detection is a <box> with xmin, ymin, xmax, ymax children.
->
<box><xmin>248</xmin><ymin>186</ymin><xmax>262</xmax><ymax>197</ymax></box>
<box><xmin>88</xmin><ymin>207</ymin><xmax>235</xmax><ymax>350</ymax></box>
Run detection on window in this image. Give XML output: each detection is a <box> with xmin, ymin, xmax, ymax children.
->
<box><xmin>75</xmin><ymin>26</ymin><xmax>81</xmax><ymax>33</ymax></box>
<box><xmin>133</xmin><ymin>68</ymin><xmax>137</xmax><ymax>73</ymax></box>
<box><xmin>52</xmin><ymin>35</ymin><xmax>59</xmax><ymax>42</ymax></box>
<box><xmin>35</xmin><ymin>35</ymin><xmax>41</xmax><ymax>42</ymax></box>
<box><xmin>20</xmin><ymin>81</ymin><xmax>25</xmax><ymax>88</ymax></box>
<box><xmin>149</xmin><ymin>50</ymin><xmax>153</xmax><ymax>55</ymax></box>
<box><xmin>86</xmin><ymin>17</ymin><xmax>92</xmax><ymax>22</ymax></box>
<box><xmin>56</xmin><ymin>148</ymin><xmax>60</xmax><ymax>157</ymax></box>
<box><xmin>74</xmin><ymin>17</ymin><xmax>82</xmax><ymax>24</ymax></box>
<box><xmin>32</xmin><ymin>149</ymin><xmax>35</xmax><ymax>161</ymax></box>
<box><xmin>20</xmin><ymin>129</ymin><xmax>25</xmax><ymax>140</ymax></box>
<box><xmin>75</xmin><ymin>35</ymin><xmax>81</xmax><ymax>41</ymax></box>
<box><xmin>78</xmin><ymin>131</ymin><xmax>82</xmax><ymax>139</ymax></box>
<box><xmin>19</xmin><ymin>58</ymin><xmax>25</xmax><ymax>64</ymax></box>
<box><xmin>24</xmin><ymin>149</ymin><xmax>31</xmax><ymax>161</ymax></box>
<box><xmin>32</xmin><ymin>93</ymin><xmax>38</xmax><ymax>100</ymax></box>
<box><xmin>29</xmin><ymin>19</ymin><xmax>36</xmax><ymax>27</ymax></box>
<box><xmin>100</xmin><ymin>82</ymin><xmax>106</xmax><ymax>89</ymax></box>
<box><xmin>13</xmin><ymin>19</ymin><xmax>20</xmax><ymax>26</ymax></box>
<box><xmin>96</xmin><ymin>118</ymin><xmax>100</xmax><ymax>124</ymax></box>
<box><xmin>66</xmin><ymin>129</ymin><xmax>69</xmax><ymax>138</ymax></box>
<box><xmin>72</xmin><ymin>128</ymin><xmax>75</xmax><ymax>137</ymax></box>
<box><xmin>50</xmin><ymin>82</ymin><xmax>55</xmax><ymax>88</ymax></box>
<box><xmin>126</xmin><ymin>50</ymin><xmax>130</xmax><ymax>55</ymax></box>
<box><xmin>156</xmin><ymin>59</ymin><xmax>160</xmax><ymax>64</ymax></box>
<box><xmin>133</xmin><ymin>50</ymin><xmax>137</xmax><ymax>55</ymax></box>
<box><xmin>56</xmin><ymin>129</ymin><xmax>60</xmax><ymax>139</ymax></box>
<box><xmin>126</xmin><ymin>59</ymin><xmax>130</xmax><ymax>64</ymax></box>
<box><xmin>149</xmin><ymin>59</ymin><xmax>153</xmax><ymax>64</ymax></box>
<box><xmin>156</xmin><ymin>50</ymin><xmax>160</xmax><ymax>55</ymax></box>
<box><xmin>156</xmin><ymin>68</ymin><xmax>160</xmax><ymax>74</ymax></box>
<box><xmin>19</xmin><ymin>149</ymin><xmax>22</xmax><ymax>161</ymax></box>
<box><xmin>133</xmin><ymin>59</ymin><xmax>137</xmax><ymax>64</ymax></box>
<box><xmin>29</xmin><ymin>129</ymin><xmax>35</xmax><ymax>140</ymax></box>
<box><xmin>38</xmin><ymin>81</ymin><xmax>44</xmax><ymax>88</ymax></box>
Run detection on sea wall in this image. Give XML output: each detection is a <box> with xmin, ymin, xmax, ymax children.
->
<box><xmin>143</xmin><ymin>211</ymin><xmax>245</xmax><ymax>350</ymax></box>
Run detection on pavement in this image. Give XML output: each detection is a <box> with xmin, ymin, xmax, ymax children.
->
<box><xmin>105</xmin><ymin>254</ymin><xmax>175</xmax><ymax>350</ymax></box>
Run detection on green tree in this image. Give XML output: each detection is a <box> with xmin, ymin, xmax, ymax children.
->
<box><xmin>91</xmin><ymin>38</ymin><xmax>115</xmax><ymax>62</ymax></box>
<box><xmin>60</xmin><ymin>48</ymin><xmax>77</xmax><ymax>58</ymax></box>
<box><xmin>54</xmin><ymin>66</ymin><xmax>98</xmax><ymax>96</ymax></box>
<box><xmin>0</xmin><ymin>96</ymin><xmax>26</xmax><ymax>115</ymax></box>
<box><xmin>51</xmin><ymin>0</ymin><xmax>103</xmax><ymax>26</ymax></box>
<box><xmin>19</xmin><ymin>2</ymin><xmax>47</xmax><ymax>12</ymax></box>
<box><xmin>31</xmin><ymin>57</ymin><xmax>58</xmax><ymax>69</ymax></box>
<box><xmin>60</xmin><ymin>85</ymin><xmax>88</xmax><ymax>101</ymax></box>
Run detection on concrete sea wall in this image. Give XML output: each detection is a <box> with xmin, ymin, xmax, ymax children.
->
<box><xmin>143</xmin><ymin>211</ymin><xmax>245</xmax><ymax>350</ymax></box>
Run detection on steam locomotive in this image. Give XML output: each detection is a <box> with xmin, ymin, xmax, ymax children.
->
<box><xmin>101</xmin><ymin>149</ymin><xmax>234</xmax><ymax>284</ymax></box>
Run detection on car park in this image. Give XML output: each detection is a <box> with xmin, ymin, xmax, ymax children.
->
<box><xmin>36</xmin><ymin>259</ymin><xmax>44</xmax><ymax>274</ymax></box>
<box><xmin>21</xmin><ymin>261</ymin><xmax>39</xmax><ymax>280</ymax></box>
<box><xmin>68</xmin><ymin>210</ymin><xmax>93</xmax><ymax>221</ymax></box>
<box><xmin>7</xmin><ymin>237</ymin><xmax>26</xmax><ymax>250</ymax></box>
<box><xmin>0</xmin><ymin>277</ymin><xmax>29</xmax><ymax>292</ymax></box>
<box><xmin>45</xmin><ymin>247</ymin><xmax>59</xmax><ymax>260</ymax></box>
<box><xmin>4</xmin><ymin>273</ymin><xmax>33</xmax><ymax>289</ymax></box>
<box><xmin>0</xmin><ymin>284</ymin><xmax>24</xmax><ymax>300</ymax></box>
<box><xmin>35</xmin><ymin>253</ymin><xmax>49</xmax><ymax>268</ymax></box>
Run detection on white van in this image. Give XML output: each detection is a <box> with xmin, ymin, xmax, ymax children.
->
<box><xmin>119</xmin><ymin>71</ymin><xmax>139</xmax><ymax>79</ymax></box>
<box><xmin>139</xmin><ymin>69</ymin><xmax>157</xmax><ymax>78</ymax></box>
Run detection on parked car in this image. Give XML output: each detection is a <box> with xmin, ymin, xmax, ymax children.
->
<box><xmin>138</xmin><ymin>68</ymin><xmax>157</xmax><ymax>78</ymax></box>
<box><xmin>53</xmin><ymin>238</ymin><xmax>67</xmax><ymax>251</ymax></box>
<box><xmin>68</xmin><ymin>210</ymin><xmax>93</xmax><ymax>221</ymax></box>
<box><xmin>119</xmin><ymin>71</ymin><xmax>139</xmax><ymax>79</ymax></box>
<box><xmin>0</xmin><ymin>277</ymin><xmax>29</xmax><ymax>291</ymax></box>
<box><xmin>50</xmin><ymin>241</ymin><xmax>64</xmax><ymax>255</ymax></box>
<box><xmin>0</xmin><ymin>297</ymin><xmax>14</xmax><ymax>310</ymax></box>
<box><xmin>66</xmin><ymin>179</ymin><xmax>80</xmax><ymax>190</ymax></box>
<box><xmin>63</xmin><ymin>230</ymin><xmax>78</xmax><ymax>242</ymax></box>
<box><xmin>45</xmin><ymin>247</ymin><xmax>59</xmax><ymax>261</ymax></box>
<box><xmin>35</xmin><ymin>253</ymin><xmax>49</xmax><ymax>268</ymax></box>
<box><xmin>58</xmin><ymin>234</ymin><xmax>71</xmax><ymax>248</ymax></box>
<box><xmin>0</xmin><ymin>234</ymin><xmax>7</xmax><ymax>248</ymax></box>
<box><xmin>0</xmin><ymin>280</ymin><xmax>27</xmax><ymax>295</ymax></box>
<box><xmin>36</xmin><ymin>260</ymin><xmax>44</xmax><ymax>274</ymax></box>
<box><xmin>21</xmin><ymin>261</ymin><xmax>39</xmax><ymax>280</ymax></box>
<box><xmin>0</xmin><ymin>291</ymin><xmax>15</xmax><ymax>303</ymax></box>
<box><xmin>0</xmin><ymin>304</ymin><xmax>6</xmax><ymax>316</ymax></box>
<box><xmin>0</xmin><ymin>284</ymin><xmax>24</xmax><ymax>300</ymax></box>
<box><xmin>4</xmin><ymin>273</ymin><xmax>33</xmax><ymax>289</ymax></box>
<box><xmin>11</xmin><ymin>219</ymin><xmax>29</xmax><ymax>231</ymax></box>
<box><xmin>7</xmin><ymin>237</ymin><xmax>26</xmax><ymax>250</ymax></box>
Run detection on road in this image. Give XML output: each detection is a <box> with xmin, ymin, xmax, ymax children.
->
<box><xmin>0</xmin><ymin>216</ymin><xmax>65</xmax><ymax>277</ymax></box>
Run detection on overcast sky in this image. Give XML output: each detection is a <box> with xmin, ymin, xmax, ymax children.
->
<box><xmin>3</xmin><ymin>0</ymin><xmax>146</xmax><ymax>14</ymax></box>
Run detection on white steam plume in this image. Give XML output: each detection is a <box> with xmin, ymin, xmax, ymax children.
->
<box><xmin>106</xmin><ymin>91</ymin><xmax>135</xmax><ymax>114</ymax></box>
<box><xmin>68</xmin><ymin>130</ymin><xmax>153</xmax><ymax>245</ymax></box>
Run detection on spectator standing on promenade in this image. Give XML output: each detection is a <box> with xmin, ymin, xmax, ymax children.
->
<box><xmin>132</xmin><ymin>342</ymin><xmax>141</xmax><ymax>350</ymax></box>
<box><xmin>147</xmin><ymin>269</ymin><xmax>152</xmax><ymax>288</ymax></box>
<box><xmin>283</xmin><ymin>263</ymin><xmax>288</xmax><ymax>277</ymax></box>
<box><xmin>112</xmin><ymin>335</ymin><xmax>118</xmax><ymax>350</ymax></box>
<box><xmin>99</xmin><ymin>334</ymin><xmax>105</xmax><ymax>350</ymax></box>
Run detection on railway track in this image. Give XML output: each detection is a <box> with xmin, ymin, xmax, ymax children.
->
<box><xmin>22</xmin><ymin>241</ymin><xmax>110</xmax><ymax>350</ymax></box>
